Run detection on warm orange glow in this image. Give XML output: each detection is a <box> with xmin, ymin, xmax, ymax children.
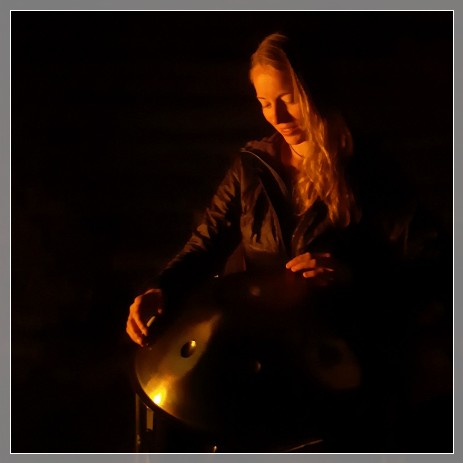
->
<box><xmin>139</xmin><ymin>312</ymin><xmax>222</xmax><ymax>413</ymax></box>
<box><xmin>153</xmin><ymin>392</ymin><xmax>163</xmax><ymax>406</ymax></box>
<box><xmin>148</xmin><ymin>377</ymin><xmax>172</xmax><ymax>408</ymax></box>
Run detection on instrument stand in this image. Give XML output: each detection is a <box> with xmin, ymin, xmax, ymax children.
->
<box><xmin>134</xmin><ymin>394</ymin><xmax>219</xmax><ymax>453</ymax></box>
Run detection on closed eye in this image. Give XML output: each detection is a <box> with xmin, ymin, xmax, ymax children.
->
<box><xmin>281</xmin><ymin>94</ymin><xmax>294</xmax><ymax>104</ymax></box>
<box><xmin>257</xmin><ymin>98</ymin><xmax>270</xmax><ymax>109</ymax></box>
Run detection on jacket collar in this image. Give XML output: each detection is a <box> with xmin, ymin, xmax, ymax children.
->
<box><xmin>242</xmin><ymin>132</ymin><xmax>283</xmax><ymax>158</ymax></box>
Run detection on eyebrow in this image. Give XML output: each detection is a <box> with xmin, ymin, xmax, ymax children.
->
<box><xmin>257</xmin><ymin>92</ymin><xmax>293</xmax><ymax>101</ymax></box>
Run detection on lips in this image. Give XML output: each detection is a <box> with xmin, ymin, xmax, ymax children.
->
<box><xmin>280</xmin><ymin>126</ymin><xmax>299</xmax><ymax>136</ymax></box>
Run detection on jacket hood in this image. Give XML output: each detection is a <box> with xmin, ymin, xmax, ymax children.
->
<box><xmin>242</xmin><ymin>132</ymin><xmax>284</xmax><ymax>160</ymax></box>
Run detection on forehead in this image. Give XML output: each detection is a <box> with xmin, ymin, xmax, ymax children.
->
<box><xmin>251</xmin><ymin>65</ymin><xmax>293</xmax><ymax>96</ymax></box>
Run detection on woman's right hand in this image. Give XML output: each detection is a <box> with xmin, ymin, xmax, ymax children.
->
<box><xmin>126</xmin><ymin>288</ymin><xmax>164</xmax><ymax>346</ymax></box>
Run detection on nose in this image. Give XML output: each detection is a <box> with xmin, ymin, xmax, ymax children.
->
<box><xmin>270</xmin><ymin>101</ymin><xmax>291</xmax><ymax>125</ymax></box>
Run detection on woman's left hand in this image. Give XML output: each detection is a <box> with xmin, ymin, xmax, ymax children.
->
<box><xmin>285</xmin><ymin>252</ymin><xmax>349</xmax><ymax>285</ymax></box>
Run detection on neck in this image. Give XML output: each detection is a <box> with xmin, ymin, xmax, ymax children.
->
<box><xmin>281</xmin><ymin>141</ymin><xmax>310</xmax><ymax>169</ymax></box>
<box><xmin>291</xmin><ymin>141</ymin><xmax>310</xmax><ymax>158</ymax></box>
<box><xmin>290</xmin><ymin>145</ymin><xmax>304</xmax><ymax>159</ymax></box>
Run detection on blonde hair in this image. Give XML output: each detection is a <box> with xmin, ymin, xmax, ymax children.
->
<box><xmin>250</xmin><ymin>33</ymin><xmax>357</xmax><ymax>227</ymax></box>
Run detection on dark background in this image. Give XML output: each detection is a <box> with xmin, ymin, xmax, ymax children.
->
<box><xmin>12</xmin><ymin>11</ymin><xmax>453</xmax><ymax>453</ymax></box>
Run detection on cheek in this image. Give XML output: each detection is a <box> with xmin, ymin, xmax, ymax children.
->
<box><xmin>262</xmin><ymin>110</ymin><xmax>276</xmax><ymax>126</ymax></box>
<box><xmin>289</xmin><ymin>106</ymin><xmax>303</xmax><ymax>123</ymax></box>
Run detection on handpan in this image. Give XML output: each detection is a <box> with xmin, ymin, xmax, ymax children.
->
<box><xmin>133</xmin><ymin>270</ymin><xmax>361</xmax><ymax>443</ymax></box>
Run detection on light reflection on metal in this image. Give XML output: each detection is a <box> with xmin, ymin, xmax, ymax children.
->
<box><xmin>146</xmin><ymin>374</ymin><xmax>175</xmax><ymax>409</ymax></box>
<box><xmin>181</xmin><ymin>339</ymin><xmax>197</xmax><ymax>358</ymax></box>
<box><xmin>152</xmin><ymin>392</ymin><xmax>163</xmax><ymax>406</ymax></box>
<box><xmin>136</xmin><ymin>312</ymin><xmax>222</xmax><ymax>417</ymax></box>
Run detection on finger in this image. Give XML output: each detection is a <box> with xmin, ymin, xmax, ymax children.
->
<box><xmin>144</xmin><ymin>288</ymin><xmax>158</xmax><ymax>294</ymax></box>
<box><xmin>302</xmin><ymin>267</ymin><xmax>328</xmax><ymax>278</ymax></box>
<box><xmin>285</xmin><ymin>252</ymin><xmax>312</xmax><ymax>269</ymax></box>
<box><xmin>302</xmin><ymin>269</ymin><xmax>318</xmax><ymax>278</ymax></box>
<box><xmin>126</xmin><ymin>317</ymin><xmax>146</xmax><ymax>346</ymax></box>
<box><xmin>286</xmin><ymin>252</ymin><xmax>331</xmax><ymax>268</ymax></box>
<box><xmin>127</xmin><ymin>317</ymin><xmax>145</xmax><ymax>343</ymax></box>
<box><xmin>129</xmin><ymin>302</ymin><xmax>149</xmax><ymax>336</ymax></box>
<box><xmin>289</xmin><ymin>259</ymin><xmax>317</xmax><ymax>272</ymax></box>
<box><xmin>303</xmin><ymin>267</ymin><xmax>334</xmax><ymax>279</ymax></box>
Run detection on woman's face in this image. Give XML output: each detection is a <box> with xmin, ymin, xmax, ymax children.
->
<box><xmin>251</xmin><ymin>64</ymin><xmax>307</xmax><ymax>145</ymax></box>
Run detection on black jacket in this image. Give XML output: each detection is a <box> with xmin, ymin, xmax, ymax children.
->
<box><xmin>158</xmin><ymin>132</ymin><xmax>425</xmax><ymax>306</ymax></box>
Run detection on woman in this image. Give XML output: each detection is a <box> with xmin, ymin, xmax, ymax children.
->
<box><xmin>125</xmin><ymin>33</ymin><xmax>377</xmax><ymax>346</ymax></box>
<box><xmin>126</xmin><ymin>32</ymin><xmax>451</xmax><ymax>453</ymax></box>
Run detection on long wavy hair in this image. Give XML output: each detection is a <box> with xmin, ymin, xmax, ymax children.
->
<box><xmin>250</xmin><ymin>33</ymin><xmax>358</xmax><ymax>228</ymax></box>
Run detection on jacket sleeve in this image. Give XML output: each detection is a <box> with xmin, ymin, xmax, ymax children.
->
<box><xmin>158</xmin><ymin>156</ymin><xmax>243</xmax><ymax>306</ymax></box>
